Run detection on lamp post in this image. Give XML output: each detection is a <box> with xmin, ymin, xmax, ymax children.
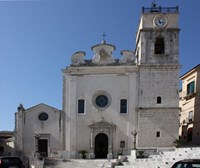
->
<box><xmin>131</xmin><ymin>130</ymin><xmax>137</xmax><ymax>150</ymax></box>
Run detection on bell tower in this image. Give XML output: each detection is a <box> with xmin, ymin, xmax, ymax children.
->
<box><xmin>135</xmin><ymin>3</ymin><xmax>179</xmax><ymax>65</ymax></box>
<box><xmin>135</xmin><ymin>3</ymin><xmax>181</xmax><ymax>148</ymax></box>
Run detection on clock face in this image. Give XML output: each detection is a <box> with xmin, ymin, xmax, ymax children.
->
<box><xmin>154</xmin><ymin>15</ymin><xmax>167</xmax><ymax>28</ymax></box>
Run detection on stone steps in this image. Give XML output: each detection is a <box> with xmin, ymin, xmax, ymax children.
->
<box><xmin>32</xmin><ymin>147</ymin><xmax>200</xmax><ymax>168</ymax></box>
<box><xmin>43</xmin><ymin>158</ymin><xmax>113</xmax><ymax>168</ymax></box>
<box><xmin>116</xmin><ymin>147</ymin><xmax>200</xmax><ymax>168</ymax></box>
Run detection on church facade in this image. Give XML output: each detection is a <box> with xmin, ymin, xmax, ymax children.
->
<box><xmin>15</xmin><ymin>5</ymin><xmax>180</xmax><ymax>159</ymax></box>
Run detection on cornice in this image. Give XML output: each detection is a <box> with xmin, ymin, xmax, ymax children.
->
<box><xmin>62</xmin><ymin>65</ymin><xmax>139</xmax><ymax>75</ymax></box>
<box><xmin>139</xmin><ymin>64</ymin><xmax>181</xmax><ymax>70</ymax></box>
<box><xmin>136</xmin><ymin>107</ymin><xmax>180</xmax><ymax>111</ymax></box>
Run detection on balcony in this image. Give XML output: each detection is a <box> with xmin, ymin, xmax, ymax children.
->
<box><xmin>183</xmin><ymin>117</ymin><xmax>193</xmax><ymax>125</ymax></box>
<box><xmin>184</xmin><ymin>92</ymin><xmax>196</xmax><ymax>100</ymax></box>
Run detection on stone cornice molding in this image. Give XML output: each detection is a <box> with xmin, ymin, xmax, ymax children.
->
<box><xmin>89</xmin><ymin>120</ymin><xmax>116</xmax><ymax>129</ymax></box>
<box><xmin>136</xmin><ymin>107</ymin><xmax>180</xmax><ymax>111</ymax></box>
<box><xmin>139</xmin><ymin>64</ymin><xmax>181</xmax><ymax>70</ymax></box>
<box><xmin>62</xmin><ymin>65</ymin><xmax>139</xmax><ymax>75</ymax></box>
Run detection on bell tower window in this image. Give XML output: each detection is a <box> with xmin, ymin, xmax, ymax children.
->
<box><xmin>157</xmin><ymin>96</ymin><xmax>162</xmax><ymax>104</ymax></box>
<box><xmin>155</xmin><ymin>37</ymin><xmax>165</xmax><ymax>54</ymax></box>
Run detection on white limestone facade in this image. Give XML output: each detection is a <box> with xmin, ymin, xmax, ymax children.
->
<box><xmin>62</xmin><ymin>62</ymin><xmax>138</xmax><ymax>158</ymax></box>
<box><xmin>14</xmin><ymin>4</ymin><xmax>181</xmax><ymax>160</ymax></box>
<box><xmin>62</xmin><ymin>5</ymin><xmax>180</xmax><ymax>159</ymax></box>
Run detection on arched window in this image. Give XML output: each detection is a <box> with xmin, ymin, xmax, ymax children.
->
<box><xmin>155</xmin><ymin>37</ymin><xmax>165</xmax><ymax>54</ymax></box>
<box><xmin>157</xmin><ymin>96</ymin><xmax>161</xmax><ymax>104</ymax></box>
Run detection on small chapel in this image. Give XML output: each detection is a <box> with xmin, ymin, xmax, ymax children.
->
<box><xmin>15</xmin><ymin>4</ymin><xmax>180</xmax><ymax>159</ymax></box>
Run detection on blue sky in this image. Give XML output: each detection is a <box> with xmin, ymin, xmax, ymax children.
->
<box><xmin>0</xmin><ymin>0</ymin><xmax>199</xmax><ymax>131</ymax></box>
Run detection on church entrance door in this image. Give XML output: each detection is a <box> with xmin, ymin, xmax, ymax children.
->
<box><xmin>95</xmin><ymin>133</ymin><xmax>108</xmax><ymax>159</ymax></box>
<box><xmin>38</xmin><ymin>139</ymin><xmax>48</xmax><ymax>157</ymax></box>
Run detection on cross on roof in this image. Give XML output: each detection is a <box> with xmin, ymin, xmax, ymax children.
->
<box><xmin>102</xmin><ymin>32</ymin><xmax>106</xmax><ymax>40</ymax></box>
<box><xmin>101</xmin><ymin>32</ymin><xmax>106</xmax><ymax>44</ymax></box>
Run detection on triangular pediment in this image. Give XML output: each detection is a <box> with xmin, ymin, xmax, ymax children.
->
<box><xmin>27</xmin><ymin>103</ymin><xmax>60</xmax><ymax>113</ymax></box>
<box><xmin>89</xmin><ymin>120</ymin><xmax>116</xmax><ymax>128</ymax></box>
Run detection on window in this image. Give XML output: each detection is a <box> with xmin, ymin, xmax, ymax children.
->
<box><xmin>78</xmin><ymin>99</ymin><xmax>85</xmax><ymax>114</ymax></box>
<box><xmin>187</xmin><ymin>81</ymin><xmax>195</xmax><ymax>95</ymax></box>
<box><xmin>157</xmin><ymin>96</ymin><xmax>161</xmax><ymax>104</ymax></box>
<box><xmin>95</xmin><ymin>95</ymin><xmax>108</xmax><ymax>108</ymax></box>
<box><xmin>188</xmin><ymin>111</ymin><xmax>193</xmax><ymax>122</ymax></box>
<box><xmin>38</xmin><ymin>112</ymin><xmax>49</xmax><ymax>121</ymax></box>
<box><xmin>92</xmin><ymin>91</ymin><xmax>111</xmax><ymax>110</ymax></box>
<box><xmin>156</xmin><ymin>131</ymin><xmax>160</xmax><ymax>137</ymax></box>
<box><xmin>155</xmin><ymin>37</ymin><xmax>165</xmax><ymax>54</ymax></box>
<box><xmin>120</xmin><ymin>99</ymin><xmax>127</xmax><ymax>114</ymax></box>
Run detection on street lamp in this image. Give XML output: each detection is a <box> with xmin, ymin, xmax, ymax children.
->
<box><xmin>131</xmin><ymin>130</ymin><xmax>137</xmax><ymax>150</ymax></box>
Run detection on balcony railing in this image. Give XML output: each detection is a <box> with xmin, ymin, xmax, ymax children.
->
<box><xmin>184</xmin><ymin>92</ymin><xmax>196</xmax><ymax>100</ymax></box>
<box><xmin>142</xmin><ymin>6</ymin><xmax>179</xmax><ymax>13</ymax></box>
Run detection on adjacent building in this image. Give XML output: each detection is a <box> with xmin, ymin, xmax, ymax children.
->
<box><xmin>15</xmin><ymin>4</ymin><xmax>181</xmax><ymax>159</ymax></box>
<box><xmin>179</xmin><ymin>64</ymin><xmax>200</xmax><ymax>145</ymax></box>
<box><xmin>0</xmin><ymin>131</ymin><xmax>14</xmax><ymax>156</ymax></box>
<box><xmin>15</xmin><ymin>104</ymin><xmax>63</xmax><ymax>158</ymax></box>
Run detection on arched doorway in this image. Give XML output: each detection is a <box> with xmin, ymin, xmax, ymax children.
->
<box><xmin>95</xmin><ymin>133</ymin><xmax>108</xmax><ymax>159</ymax></box>
<box><xmin>187</xmin><ymin>127</ymin><xmax>193</xmax><ymax>142</ymax></box>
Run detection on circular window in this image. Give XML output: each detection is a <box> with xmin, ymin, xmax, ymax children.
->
<box><xmin>38</xmin><ymin>112</ymin><xmax>49</xmax><ymax>121</ymax></box>
<box><xmin>92</xmin><ymin>91</ymin><xmax>111</xmax><ymax>110</ymax></box>
<box><xmin>95</xmin><ymin>95</ymin><xmax>108</xmax><ymax>107</ymax></box>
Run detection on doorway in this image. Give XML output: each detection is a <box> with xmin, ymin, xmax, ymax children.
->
<box><xmin>95</xmin><ymin>133</ymin><xmax>108</xmax><ymax>159</ymax></box>
<box><xmin>187</xmin><ymin>127</ymin><xmax>193</xmax><ymax>142</ymax></box>
<box><xmin>38</xmin><ymin>139</ymin><xmax>48</xmax><ymax>157</ymax></box>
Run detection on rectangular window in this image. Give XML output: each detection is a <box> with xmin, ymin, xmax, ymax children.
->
<box><xmin>189</xmin><ymin>111</ymin><xmax>193</xmax><ymax>122</ymax></box>
<box><xmin>156</xmin><ymin>131</ymin><xmax>160</xmax><ymax>137</ymax></box>
<box><xmin>120</xmin><ymin>99</ymin><xmax>127</xmax><ymax>114</ymax></box>
<box><xmin>187</xmin><ymin>81</ymin><xmax>195</xmax><ymax>95</ymax></box>
<box><xmin>78</xmin><ymin>99</ymin><xmax>85</xmax><ymax>114</ymax></box>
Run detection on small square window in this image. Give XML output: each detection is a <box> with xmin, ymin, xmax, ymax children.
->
<box><xmin>120</xmin><ymin>99</ymin><xmax>127</xmax><ymax>114</ymax></box>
